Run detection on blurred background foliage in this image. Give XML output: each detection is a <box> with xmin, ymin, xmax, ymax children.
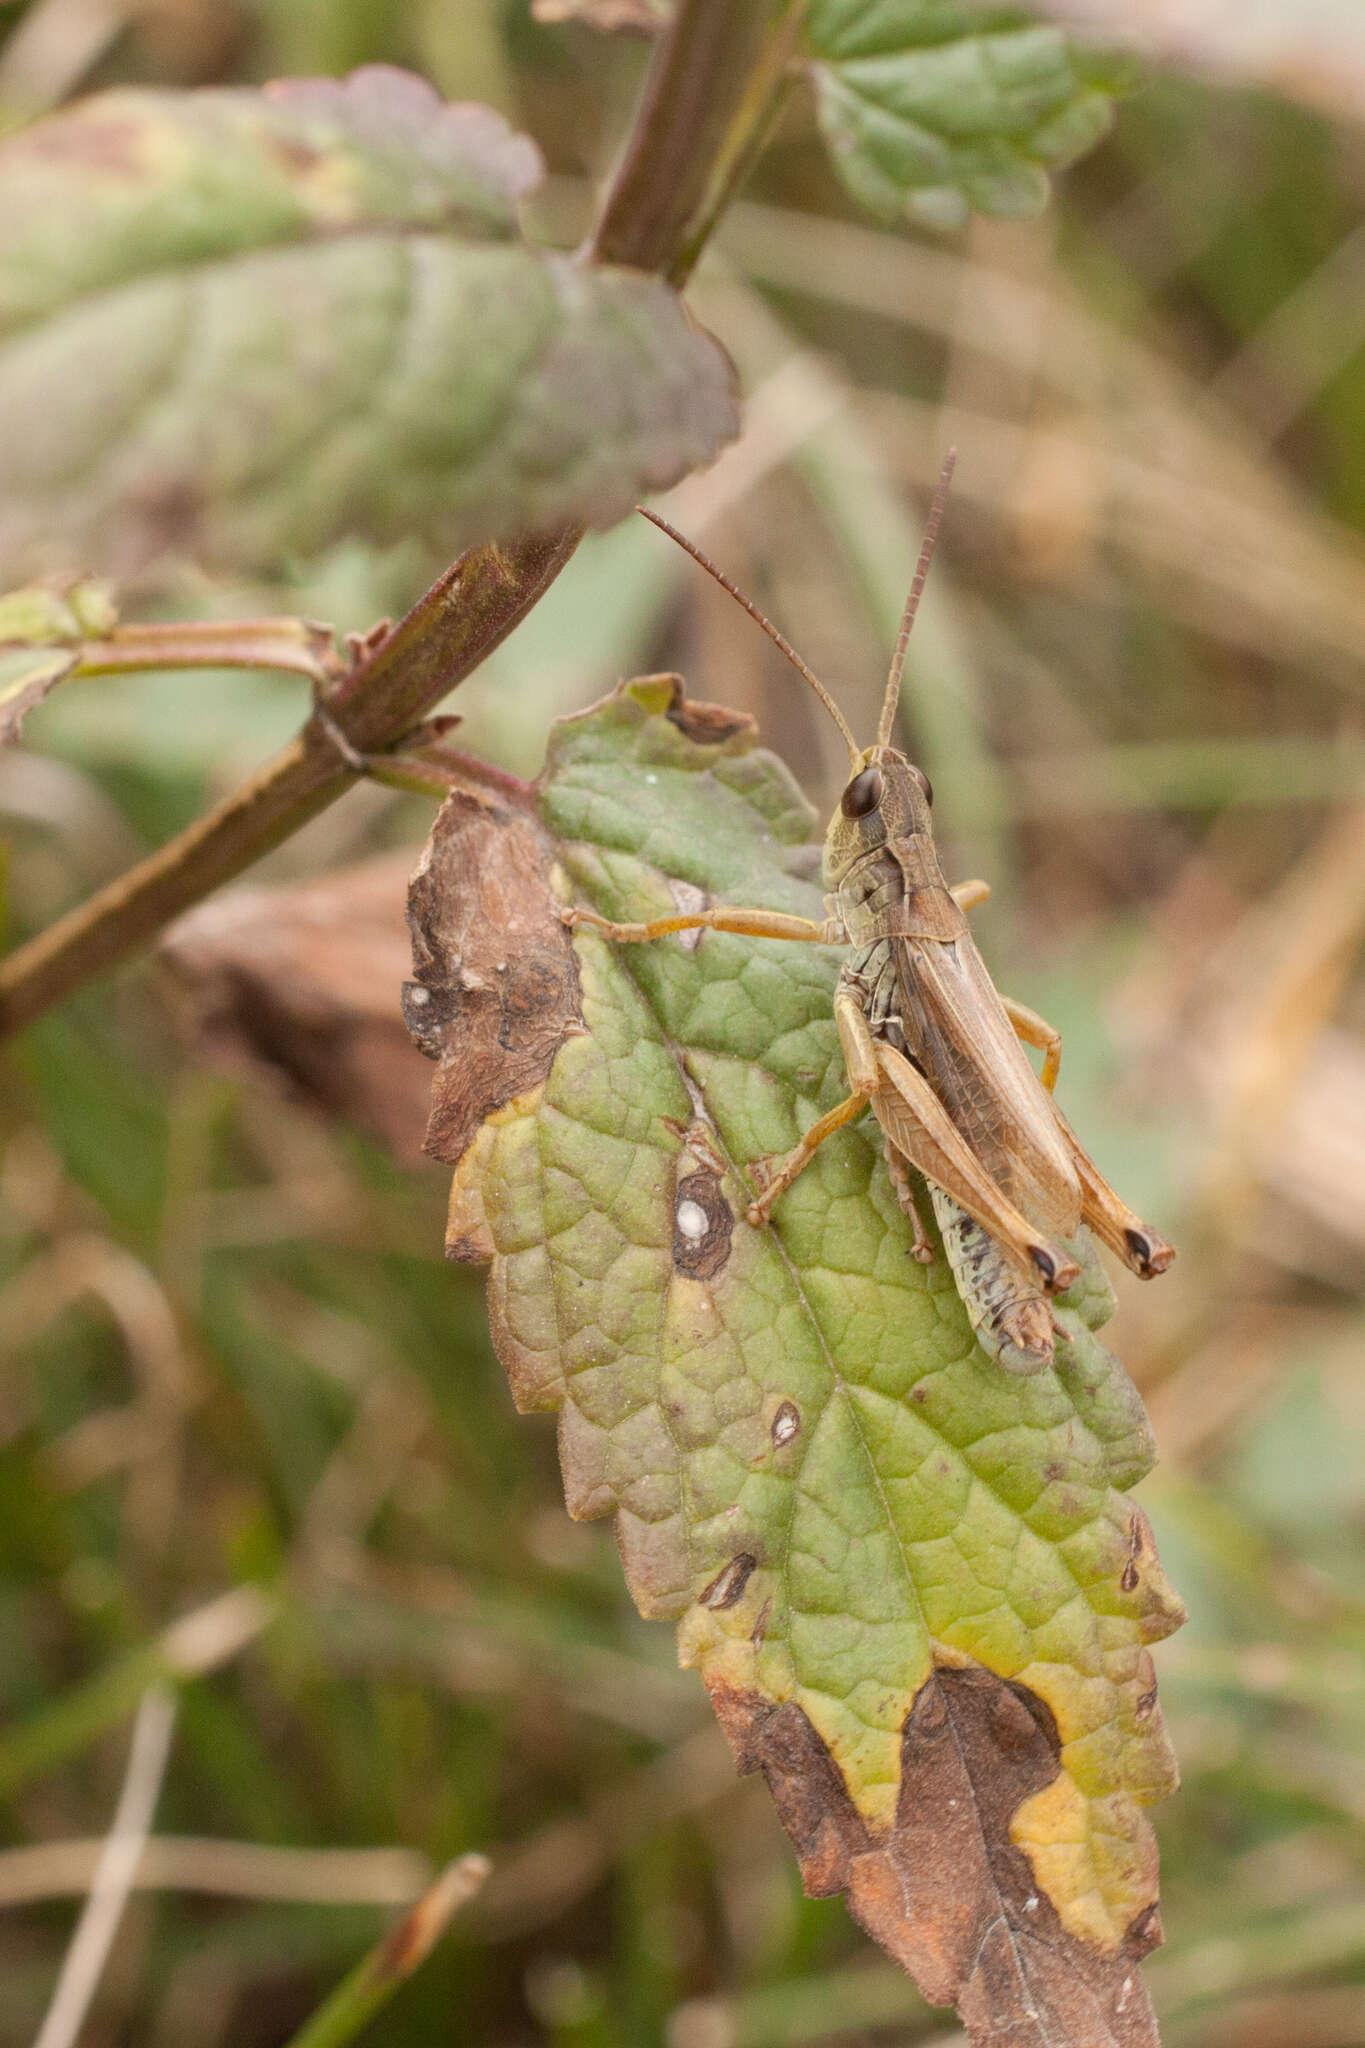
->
<box><xmin>3</xmin><ymin>2</ymin><xmax>1365</xmax><ymax>2045</ymax></box>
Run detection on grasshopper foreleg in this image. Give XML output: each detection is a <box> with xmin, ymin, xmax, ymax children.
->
<box><xmin>561</xmin><ymin>904</ymin><xmax>834</xmax><ymax>945</ymax></box>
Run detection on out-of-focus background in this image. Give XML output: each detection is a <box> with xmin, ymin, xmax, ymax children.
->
<box><xmin>3</xmin><ymin>3</ymin><xmax>1365</xmax><ymax>2044</ymax></box>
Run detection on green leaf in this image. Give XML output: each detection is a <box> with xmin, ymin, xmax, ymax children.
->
<box><xmin>411</xmin><ymin>677</ymin><xmax>1184</xmax><ymax>2042</ymax></box>
<box><xmin>803</xmin><ymin>2</ymin><xmax>1125</xmax><ymax>229</ymax></box>
<box><xmin>0</xmin><ymin>68</ymin><xmax>737</xmax><ymax>579</ymax></box>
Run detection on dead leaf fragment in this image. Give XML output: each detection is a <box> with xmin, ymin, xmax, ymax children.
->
<box><xmin>405</xmin><ymin>788</ymin><xmax>581</xmax><ymax>1172</ymax></box>
<box><xmin>161</xmin><ymin>854</ymin><xmax>432</xmax><ymax>1161</ymax></box>
<box><xmin>712</xmin><ymin>1667</ymin><xmax>1161</xmax><ymax>2048</ymax></box>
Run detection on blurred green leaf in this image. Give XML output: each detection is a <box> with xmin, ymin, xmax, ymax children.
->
<box><xmin>0</xmin><ymin>66</ymin><xmax>539</xmax><ymax>327</ymax></box>
<box><xmin>803</xmin><ymin>2</ymin><xmax>1124</xmax><ymax>229</ymax></box>
<box><xmin>0</xmin><ymin>67</ymin><xmax>737</xmax><ymax>579</ymax></box>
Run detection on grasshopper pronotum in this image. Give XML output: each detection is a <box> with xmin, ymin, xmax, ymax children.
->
<box><xmin>562</xmin><ymin>454</ymin><xmax>1174</xmax><ymax>1373</ymax></box>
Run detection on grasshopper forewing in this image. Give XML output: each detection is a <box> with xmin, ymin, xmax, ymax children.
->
<box><xmin>562</xmin><ymin>454</ymin><xmax>1174</xmax><ymax>1373</ymax></box>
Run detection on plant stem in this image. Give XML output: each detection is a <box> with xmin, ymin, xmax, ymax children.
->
<box><xmin>71</xmin><ymin>617</ymin><xmax>340</xmax><ymax>683</ymax></box>
<box><xmin>0</xmin><ymin>533</ymin><xmax>575</xmax><ymax>1037</ymax></box>
<box><xmin>672</xmin><ymin>3</ymin><xmax>808</xmax><ymax>287</ymax></box>
<box><xmin>0</xmin><ymin>0</ymin><xmax>768</xmax><ymax>1044</ymax></box>
<box><xmin>279</xmin><ymin>1855</ymin><xmax>490</xmax><ymax>2048</ymax></box>
<box><xmin>590</xmin><ymin>0</ymin><xmax>774</xmax><ymax>272</ymax></box>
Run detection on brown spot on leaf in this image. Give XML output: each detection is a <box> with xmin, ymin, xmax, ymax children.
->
<box><xmin>1121</xmin><ymin>1507</ymin><xmax>1152</xmax><ymax>1594</ymax></box>
<box><xmin>1126</xmin><ymin>1904</ymin><xmax>1161</xmax><ymax>1950</ymax></box>
<box><xmin>708</xmin><ymin>1666</ymin><xmax>1163</xmax><ymax>2046</ymax></box>
<box><xmin>446</xmin><ymin>1237</ymin><xmax>487</xmax><ymax>1263</ymax></box>
<box><xmin>161</xmin><ymin>854</ymin><xmax>434</xmax><ymax>1162</ymax></box>
<box><xmin>672</xmin><ymin>1167</ymin><xmax>734</xmax><ymax>1280</ymax></box>
<box><xmin>699</xmin><ymin>1552</ymin><xmax>756</xmax><ymax>1611</ymax></box>
<box><xmin>751</xmin><ymin>1597</ymin><xmax>772</xmax><ymax>1647</ymax></box>
<box><xmin>406</xmin><ymin>789</ymin><xmax>581</xmax><ymax>1167</ymax></box>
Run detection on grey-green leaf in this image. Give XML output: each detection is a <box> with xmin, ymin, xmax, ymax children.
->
<box><xmin>0</xmin><ymin>69</ymin><xmax>738</xmax><ymax>578</ymax></box>
<box><xmin>804</xmin><ymin>2</ymin><xmax>1124</xmax><ymax>229</ymax></box>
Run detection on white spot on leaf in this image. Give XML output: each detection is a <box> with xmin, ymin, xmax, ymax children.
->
<box><xmin>771</xmin><ymin>1401</ymin><xmax>800</xmax><ymax>1447</ymax></box>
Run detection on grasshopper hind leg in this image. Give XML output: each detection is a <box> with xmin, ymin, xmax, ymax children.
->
<box><xmin>928</xmin><ymin>1188</ymin><xmax>1056</xmax><ymax>1376</ymax></box>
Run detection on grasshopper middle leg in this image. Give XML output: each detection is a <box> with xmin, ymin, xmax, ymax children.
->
<box><xmin>750</xmin><ymin>988</ymin><xmax>1079</xmax><ymax>1296</ymax></box>
<box><xmin>744</xmin><ymin>985</ymin><xmax>882</xmax><ymax>1226</ymax></box>
<box><xmin>745</xmin><ymin>1089</ymin><xmax>872</xmax><ymax>1226</ymax></box>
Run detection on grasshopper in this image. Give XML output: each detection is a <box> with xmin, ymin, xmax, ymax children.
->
<box><xmin>562</xmin><ymin>454</ymin><xmax>1173</xmax><ymax>1373</ymax></box>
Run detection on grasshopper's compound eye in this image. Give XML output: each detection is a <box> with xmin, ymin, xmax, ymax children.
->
<box><xmin>908</xmin><ymin>763</ymin><xmax>934</xmax><ymax>805</ymax></box>
<box><xmin>841</xmin><ymin>766</ymin><xmax>884</xmax><ymax>819</ymax></box>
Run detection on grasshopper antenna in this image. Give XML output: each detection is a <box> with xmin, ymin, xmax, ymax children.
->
<box><xmin>876</xmin><ymin>447</ymin><xmax>957</xmax><ymax>751</ymax></box>
<box><xmin>638</xmin><ymin>506</ymin><xmax>861</xmax><ymax>767</ymax></box>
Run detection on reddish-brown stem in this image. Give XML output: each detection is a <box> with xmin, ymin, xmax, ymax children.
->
<box><xmin>589</xmin><ymin>3</ymin><xmax>773</xmax><ymax>275</ymax></box>
<box><xmin>71</xmin><ymin>618</ymin><xmax>341</xmax><ymax>683</ymax></box>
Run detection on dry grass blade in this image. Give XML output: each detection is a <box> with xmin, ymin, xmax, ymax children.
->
<box><xmin>1029</xmin><ymin>0</ymin><xmax>1365</xmax><ymax>126</ymax></box>
<box><xmin>33</xmin><ymin>1684</ymin><xmax>177</xmax><ymax>2048</ymax></box>
<box><xmin>0</xmin><ymin>1837</ymin><xmax>432</xmax><ymax>1910</ymax></box>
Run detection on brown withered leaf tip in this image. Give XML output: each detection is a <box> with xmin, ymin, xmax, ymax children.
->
<box><xmin>160</xmin><ymin>854</ymin><xmax>434</xmax><ymax>1162</ymax></box>
<box><xmin>663</xmin><ymin>693</ymin><xmax>753</xmax><ymax>744</ymax></box>
<box><xmin>404</xmin><ymin>787</ymin><xmax>582</xmax><ymax>1189</ymax></box>
<box><xmin>710</xmin><ymin>1668</ymin><xmax>1162</xmax><ymax>2048</ymax></box>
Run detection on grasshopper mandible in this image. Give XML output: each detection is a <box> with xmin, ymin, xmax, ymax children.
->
<box><xmin>562</xmin><ymin>453</ymin><xmax>1174</xmax><ymax>1373</ymax></box>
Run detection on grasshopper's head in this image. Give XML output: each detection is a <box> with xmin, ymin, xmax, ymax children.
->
<box><xmin>638</xmin><ymin>451</ymin><xmax>956</xmax><ymax>884</ymax></box>
<box><xmin>822</xmin><ymin>745</ymin><xmax>934</xmax><ymax>887</ymax></box>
